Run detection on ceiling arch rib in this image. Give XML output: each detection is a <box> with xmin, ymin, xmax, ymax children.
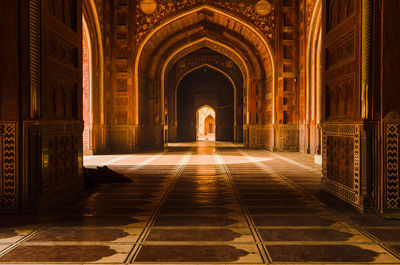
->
<box><xmin>142</xmin><ymin>17</ymin><xmax>267</xmax><ymax>81</ymax></box>
<box><xmin>144</xmin><ymin>24</ymin><xmax>261</xmax><ymax>81</ymax></box>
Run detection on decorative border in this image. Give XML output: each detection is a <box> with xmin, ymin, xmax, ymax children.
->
<box><xmin>386</xmin><ymin>122</ymin><xmax>400</xmax><ymax>209</ymax></box>
<box><xmin>0</xmin><ymin>122</ymin><xmax>18</xmax><ymax>210</ymax></box>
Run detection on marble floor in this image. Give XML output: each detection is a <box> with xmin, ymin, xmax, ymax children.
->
<box><xmin>1</xmin><ymin>142</ymin><xmax>400</xmax><ymax>264</ymax></box>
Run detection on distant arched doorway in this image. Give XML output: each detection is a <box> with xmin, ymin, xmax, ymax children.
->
<box><xmin>177</xmin><ymin>67</ymin><xmax>234</xmax><ymax>142</ymax></box>
<box><xmin>197</xmin><ymin>106</ymin><xmax>216</xmax><ymax>141</ymax></box>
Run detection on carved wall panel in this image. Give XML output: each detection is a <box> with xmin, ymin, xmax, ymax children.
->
<box><xmin>321</xmin><ymin>0</ymin><xmax>363</xmax><ymax>209</ymax></box>
<box><xmin>322</xmin><ymin>124</ymin><xmax>361</xmax><ymax>207</ymax></box>
<box><xmin>41</xmin><ymin>122</ymin><xmax>83</xmax><ymax>207</ymax></box>
<box><xmin>326</xmin><ymin>0</ymin><xmax>355</xmax><ymax>32</ymax></box>
<box><xmin>0</xmin><ymin>123</ymin><xmax>17</xmax><ymax>211</ymax></box>
<box><xmin>276</xmin><ymin>124</ymin><xmax>299</xmax><ymax>152</ymax></box>
<box><xmin>48</xmin><ymin>32</ymin><xmax>78</xmax><ymax>67</ymax></box>
<box><xmin>326</xmin><ymin>78</ymin><xmax>354</xmax><ymax>120</ymax></box>
<box><xmin>326</xmin><ymin>135</ymin><xmax>354</xmax><ymax>188</ymax></box>
<box><xmin>48</xmin><ymin>74</ymin><xmax>78</xmax><ymax>119</ymax></box>
<box><xmin>326</xmin><ymin>33</ymin><xmax>354</xmax><ymax>69</ymax></box>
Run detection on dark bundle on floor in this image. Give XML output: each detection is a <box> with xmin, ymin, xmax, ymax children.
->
<box><xmin>83</xmin><ymin>166</ymin><xmax>132</xmax><ymax>189</ymax></box>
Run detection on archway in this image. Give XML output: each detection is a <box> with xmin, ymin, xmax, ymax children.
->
<box><xmin>197</xmin><ymin>106</ymin><xmax>216</xmax><ymax>141</ymax></box>
<box><xmin>135</xmin><ymin>5</ymin><xmax>275</xmax><ymax>149</ymax></box>
<box><xmin>304</xmin><ymin>0</ymin><xmax>323</xmax><ymax>162</ymax></box>
<box><xmin>82</xmin><ymin>0</ymin><xmax>105</xmax><ymax>154</ymax></box>
<box><xmin>177</xmin><ymin>66</ymin><xmax>234</xmax><ymax>142</ymax></box>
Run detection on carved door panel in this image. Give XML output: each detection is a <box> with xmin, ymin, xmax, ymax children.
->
<box><xmin>321</xmin><ymin>0</ymin><xmax>366</xmax><ymax>210</ymax></box>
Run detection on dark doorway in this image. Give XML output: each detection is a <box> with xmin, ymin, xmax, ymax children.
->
<box><xmin>177</xmin><ymin>67</ymin><xmax>234</xmax><ymax>142</ymax></box>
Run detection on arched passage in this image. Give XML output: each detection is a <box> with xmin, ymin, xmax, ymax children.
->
<box><xmin>304</xmin><ymin>0</ymin><xmax>322</xmax><ymax>161</ymax></box>
<box><xmin>82</xmin><ymin>0</ymin><xmax>105</xmax><ymax>154</ymax></box>
<box><xmin>177</xmin><ymin>66</ymin><xmax>234</xmax><ymax>142</ymax></box>
<box><xmin>135</xmin><ymin>5</ymin><xmax>275</xmax><ymax>149</ymax></box>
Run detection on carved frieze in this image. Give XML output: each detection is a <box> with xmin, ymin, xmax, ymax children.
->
<box><xmin>172</xmin><ymin>55</ymin><xmax>242</xmax><ymax>87</ymax></box>
<box><xmin>135</xmin><ymin>0</ymin><xmax>275</xmax><ymax>44</ymax></box>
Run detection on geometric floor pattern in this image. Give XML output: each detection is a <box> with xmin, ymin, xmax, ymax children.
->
<box><xmin>0</xmin><ymin>142</ymin><xmax>400</xmax><ymax>264</ymax></box>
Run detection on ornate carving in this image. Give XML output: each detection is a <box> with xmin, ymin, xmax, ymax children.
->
<box><xmin>48</xmin><ymin>0</ymin><xmax>77</xmax><ymax>31</ymax></box>
<box><xmin>326</xmin><ymin>78</ymin><xmax>354</xmax><ymax>120</ymax></box>
<box><xmin>135</xmin><ymin>0</ymin><xmax>275</xmax><ymax>44</ymax></box>
<box><xmin>29</xmin><ymin>0</ymin><xmax>41</xmax><ymax>119</ymax></box>
<box><xmin>386</xmin><ymin>122</ymin><xmax>400</xmax><ymax>209</ymax></box>
<box><xmin>255</xmin><ymin>0</ymin><xmax>273</xmax><ymax>16</ymax></box>
<box><xmin>305</xmin><ymin>0</ymin><xmax>318</xmax><ymax>33</ymax></box>
<box><xmin>48</xmin><ymin>31</ymin><xmax>78</xmax><ymax>67</ymax></box>
<box><xmin>323</xmin><ymin>123</ymin><xmax>358</xmax><ymax>135</ymax></box>
<box><xmin>172</xmin><ymin>54</ymin><xmax>242</xmax><ymax>88</ymax></box>
<box><xmin>0</xmin><ymin>123</ymin><xmax>17</xmax><ymax>210</ymax></box>
<box><xmin>213</xmin><ymin>0</ymin><xmax>275</xmax><ymax>39</ymax></box>
<box><xmin>326</xmin><ymin>0</ymin><xmax>355</xmax><ymax>32</ymax></box>
<box><xmin>48</xmin><ymin>74</ymin><xmax>78</xmax><ymax>119</ymax></box>
<box><xmin>139</xmin><ymin>0</ymin><xmax>158</xmax><ymax>15</ymax></box>
<box><xmin>326</xmin><ymin>33</ymin><xmax>355</xmax><ymax>69</ymax></box>
<box><xmin>322</xmin><ymin>177</ymin><xmax>358</xmax><ymax>203</ymax></box>
<box><xmin>41</xmin><ymin>121</ymin><xmax>83</xmax><ymax>206</ymax></box>
<box><xmin>322</xmin><ymin>123</ymin><xmax>361</xmax><ymax>206</ymax></box>
<box><xmin>277</xmin><ymin>124</ymin><xmax>299</xmax><ymax>152</ymax></box>
<box><xmin>326</xmin><ymin>136</ymin><xmax>355</xmax><ymax>188</ymax></box>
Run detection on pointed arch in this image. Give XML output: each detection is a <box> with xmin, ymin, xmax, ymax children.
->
<box><xmin>82</xmin><ymin>0</ymin><xmax>105</xmax><ymax>154</ymax></box>
<box><xmin>134</xmin><ymin>4</ymin><xmax>276</xmax><ymax>127</ymax></box>
<box><xmin>305</xmin><ymin>0</ymin><xmax>323</xmax><ymax>156</ymax></box>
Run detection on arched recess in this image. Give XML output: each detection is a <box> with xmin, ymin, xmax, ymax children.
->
<box><xmin>134</xmin><ymin>5</ymin><xmax>276</xmax><ymax>149</ymax></box>
<box><xmin>82</xmin><ymin>0</ymin><xmax>105</xmax><ymax>154</ymax></box>
<box><xmin>304</xmin><ymin>0</ymin><xmax>322</xmax><ymax>160</ymax></box>
<box><xmin>177</xmin><ymin>66</ymin><xmax>235</xmax><ymax>142</ymax></box>
<box><xmin>172</xmin><ymin>63</ymin><xmax>240</xmax><ymax>142</ymax></box>
<box><xmin>160</xmin><ymin>38</ymin><xmax>251</xmax><ymax>144</ymax></box>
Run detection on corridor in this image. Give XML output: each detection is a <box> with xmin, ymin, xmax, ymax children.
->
<box><xmin>0</xmin><ymin>142</ymin><xmax>400</xmax><ymax>264</ymax></box>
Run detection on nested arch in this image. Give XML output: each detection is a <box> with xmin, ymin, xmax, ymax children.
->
<box><xmin>135</xmin><ymin>5</ymin><xmax>276</xmax><ymax>146</ymax></box>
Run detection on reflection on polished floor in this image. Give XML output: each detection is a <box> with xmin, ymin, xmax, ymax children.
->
<box><xmin>1</xmin><ymin>142</ymin><xmax>400</xmax><ymax>264</ymax></box>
